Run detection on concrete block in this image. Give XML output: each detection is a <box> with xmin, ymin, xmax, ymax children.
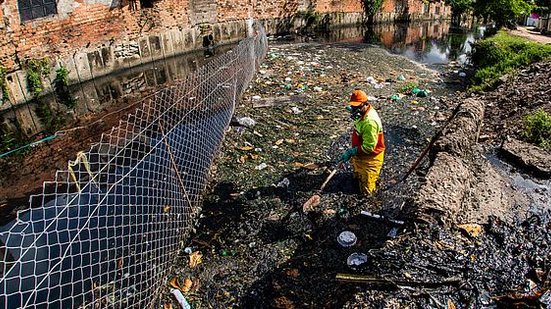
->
<box><xmin>4</xmin><ymin>72</ymin><xmax>27</xmax><ymax>106</ymax></box>
<box><xmin>73</xmin><ymin>52</ymin><xmax>93</xmax><ymax>81</ymax></box>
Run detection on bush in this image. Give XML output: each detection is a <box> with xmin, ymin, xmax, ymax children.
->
<box><xmin>470</xmin><ymin>31</ymin><xmax>551</xmax><ymax>91</ymax></box>
<box><xmin>523</xmin><ymin>109</ymin><xmax>551</xmax><ymax>150</ymax></box>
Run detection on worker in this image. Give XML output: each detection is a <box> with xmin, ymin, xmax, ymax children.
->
<box><xmin>339</xmin><ymin>89</ymin><xmax>385</xmax><ymax>195</ymax></box>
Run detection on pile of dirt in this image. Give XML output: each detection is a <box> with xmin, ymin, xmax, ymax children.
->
<box><xmin>479</xmin><ymin>60</ymin><xmax>551</xmax><ymax>148</ymax></box>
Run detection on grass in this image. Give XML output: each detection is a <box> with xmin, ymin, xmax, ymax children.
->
<box><xmin>470</xmin><ymin>31</ymin><xmax>551</xmax><ymax>92</ymax></box>
<box><xmin>523</xmin><ymin>109</ymin><xmax>551</xmax><ymax>150</ymax></box>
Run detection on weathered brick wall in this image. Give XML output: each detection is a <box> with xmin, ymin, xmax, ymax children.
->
<box><xmin>0</xmin><ymin>0</ymin><xmax>191</xmax><ymax>71</ymax></box>
<box><xmin>314</xmin><ymin>0</ymin><xmax>362</xmax><ymax>13</ymax></box>
<box><xmin>381</xmin><ymin>0</ymin><xmax>395</xmax><ymax>13</ymax></box>
<box><xmin>0</xmin><ymin>0</ymin><xmax>450</xmax><ymax>73</ymax></box>
<box><xmin>407</xmin><ymin>0</ymin><xmax>424</xmax><ymax>14</ymax></box>
<box><xmin>217</xmin><ymin>0</ymin><xmax>363</xmax><ymax>22</ymax></box>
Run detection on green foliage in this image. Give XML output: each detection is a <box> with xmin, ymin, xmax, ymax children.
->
<box><xmin>295</xmin><ymin>10</ymin><xmax>322</xmax><ymax>30</ymax></box>
<box><xmin>25</xmin><ymin>58</ymin><xmax>50</xmax><ymax>97</ymax></box>
<box><xmin>361</xmin><ymin>0</ymin><xmax>384</xmax><ymax>16</ymax></box>
<box><xmin>470</xmin><ymin>31</ymin><xmax>551</xmax><ymax>91</ymax></box>
<box><xmin>24</xmin><ymin>58</ymin><xmax>65</xmax><ymax>132</ymax></box>
<box><xmin>445</xmin><ymin>0</ymin><xmax>474</xmax><ymax>14</ymax></box>
<box><xmin>0</xmin><ymin>115</ymin><xmax>29</xmax><ymax>156</ymax></box>
<box><xmin>473</xmin><ymin>0</ymin><xmax>532</xmax><ymax>28</ymax></box>
<box><xmin>54</xmin><ymin>66</ymin><xmax>77</xmax><ymax>108</ymax></box>
<box><xmin>523</xmin><ymin>109</ymin><xmax>551</xmax><ymax>150</ymax></box>
<box><xmin>0</xmin><ymin>66</ymin><xmax>8</xmax><ymax>106</ymax></box>
<box><xmin>35</xmin><ymin>99</ymin><xmax>65</xmax><ymax>133</ymax></box>
<box><xmin>400</xmin><ymin>82</ymin><xmax>418</xmax><ymax>93</ymax></box>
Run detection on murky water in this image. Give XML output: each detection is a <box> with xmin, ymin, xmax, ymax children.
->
<box><xmin>0</xmin><ymin>45</ymin><xmax>233</xmax><ymax>148</ymax></box>
<box><xmin>373</xmin><ymin>23</ymin><xmax>486</xmax><ymax>66</ymax></box>
<box><xmin>280</xmin><ymin>20</ymin><xmax>484</xmax><ymax>67</ymax></box>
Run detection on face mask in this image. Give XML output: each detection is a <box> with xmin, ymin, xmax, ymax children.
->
<box><xmin>347</xmin><ymin>106</ymin><xmax>362</xmax><ymax>120</ymax></box>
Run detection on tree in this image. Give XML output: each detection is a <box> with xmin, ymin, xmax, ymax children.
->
<box><xmin>445</xmin><ymin>0</ymin><xmax>474</xmax><ymax>26</ymax></box>
<box><xmin>534</xmin><ymin>0</ymin><xmax>550</xmax><ymax>15</ymax></box>
<box><xmin>445</xmin><ymin>0</ymin><xmax>473</xmax><ymax>25</ymax></box>
<box><xmin>361</xmin><ymin>0</ymin><xmax>385</xmax><ymax>24</ymax></box>
<box><xmin>473</xmin><ymin>0</ymin><xmax>532</xmax><ymax>28</ymax></box>
<box><xmin>445</xmin><ymin>0</ymin><xmax>473</xmax><ymax>15</ymax></box>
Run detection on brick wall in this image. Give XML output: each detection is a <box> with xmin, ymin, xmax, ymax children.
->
<box><xmin>0</xmin><ymin>0</ymin><xmax>192</xmax><ymax>71</ymax></box>
<box><xmin>1</xmin><ymin>0</ymin><xmax>451</xmax><ymax>72</ymax></box>
<box><xmin>314</xmin><ymin>0</ymin><xmax>362</xmax><ymax>13</ymax></box>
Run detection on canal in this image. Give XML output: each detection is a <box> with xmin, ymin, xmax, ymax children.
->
<box><xmin>0</xmin><ymin>19</ymin><xmax>484</xmax><ymax>153</ymax></box>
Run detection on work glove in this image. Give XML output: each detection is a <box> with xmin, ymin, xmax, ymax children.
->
<box><xmin>339</xmin><ymin>147</ymin><xmax>358</xmax><ymax>162</ymax></box>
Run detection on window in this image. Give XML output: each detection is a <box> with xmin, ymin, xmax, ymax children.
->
<box><xmin>18</xmin><ymin>0</ymin><xmax>57</xmax><ymax>22</ymax></box>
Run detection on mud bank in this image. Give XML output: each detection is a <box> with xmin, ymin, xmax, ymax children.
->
<box><xmin>163</xmin><ymin>40</ymin><xmax>550</xmax><ymax>307</ymax></box>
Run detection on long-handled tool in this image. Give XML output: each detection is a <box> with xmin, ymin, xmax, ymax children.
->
<box><xmin>320</xmin><ymin>162</ymin><xmax>343</xmax><ymax>191</ymax></box>
<box><xmin>386</xmin><ymin>103</ymin><xmax>463</xmax><ymax>190</ymax></box>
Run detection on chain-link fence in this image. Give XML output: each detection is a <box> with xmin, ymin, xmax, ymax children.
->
<box><xmin>0</xmin><ymin>21</ymin><xmax>267</xmax><ymax>309</ymax></box>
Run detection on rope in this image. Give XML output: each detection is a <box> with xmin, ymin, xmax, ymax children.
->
<box><xmin>0</xmin><ymin>135</ymin><xmax>58</xmax><ymax>159</ymax></box>
<box><xmin>67</xmin><ymin>151</ymin><xmax>97</xmax><ymax>192</ymax></box>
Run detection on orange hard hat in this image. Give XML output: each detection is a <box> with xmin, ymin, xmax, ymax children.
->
<box><xmin>349</xmin><ymin>89</ymin><xmax>368</xmax><ymax>107</ymax></box>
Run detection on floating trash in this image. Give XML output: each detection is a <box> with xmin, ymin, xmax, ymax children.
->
<box><xmin>237</xmin><ymin>117</ymin><xmax>256</xmax><ymax>128</ymax></box>
<box><xmin>387</xmin><ymin>227</ymin><xmax>399</xmax><ymax>238</ymax></box>
<box><xmin>276</xmin><ymin>177</ymin><xmax>290</xmax><ymax>188</ymax></box>
<box><xmin>255</xmin><ymin>163</ymin><xmax>268</xmax><ymax>170</ymax></box>
<box><xmin>347</xmin><ymin>253</ymin><xmax>368</xmax><ymax>268</ymax></box>
<box><xmin>337</xmin><ymin>231</ymin><xmax>357</xmax><ymax>247</ymax></box>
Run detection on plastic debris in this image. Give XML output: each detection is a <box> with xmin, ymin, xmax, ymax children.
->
<box><xmin>397</xmin><ymin>74</ymin><xmax>406</xmax><ymax>81</ymax></box>
<box><xmin>276</xmin><ymin>177</ymin><xmax>290</xmax><ymax>188</ymax></box>
<box><xmin>291</xmin><ymin>106</ymin><xmax>303</xmax><ymax>114</ymax></box>
<box><xmin>457</xmin><ymin>224</ymin><xmax>482</xmax><ymax>237</ymax></box>
<box><xmin>387</xmin><ymin>227</ymin><xmax>399</xmax><ymax>238</ymax></box>
<box><xmin>390</xmin><ymin>94</ymin><xmax>403</xmax><ymax>101</ymax></box>
<box><xmin>189</xmin><ymin>251</ymin><xmax>202</xmax><ymax>268</ymax></box>
<box><xmin>303</xmin><ymin>194</ymin><xmax>321</xmax><ymax>212</ymax></box>
<box><xmin>360</xmin><ymin>210</ymin><xmax>405</xmax><ymax>225</ymax></box>
<box><xmin>313</xmin><ymin>86</ymin><xmax>323</xmax><ymax>92</ymax></box>
<box><xmin>458</xmin><ymin>72</ymin><xmax>467</xmax><ymax>78</ymax></box>
<box><xmin>347</xmin><ymin>253</ymin><xmax>368</xmax><ymax>268</ymax></box>
<box><xmin>412</xmin><ymin>88</ymin><xmax>430</xmax><ymax>97</ymax></box>
<box><xmin>255</xmin><ymin>163</ymin><xmax>268</xmax><ymax>170</ymax></box>
<box><xmin>183</xmin><ymin>247</ymin><xmax>193</xmax><ymax>254</ymax></box>
<box><xmin>337</xmin><ymin>231</ymin><xmax>357</xmax><ymax>247</ymax></box>
<box><xmin>251</xmin><ymin>95</ymin><xmax>261</xmax><ymax>100</ymax></box>
<box><xmin>416</xmin><ymin>89</ymin><xmax>430</xmax><ymax>97</ymax></box>
<box><xmin>181</xmin><ymin>278</ymin><xmax>193</xmax><ymax>293</ymax></box>
<box><xmin>170</xmin><ymin>288</ymin><xmax>191</xmax><ymax>309</ymax></box>
<box><xmin>237</xmin><ymin>117</ymin><xmax>256</xmax><ymax>128</ymax></box>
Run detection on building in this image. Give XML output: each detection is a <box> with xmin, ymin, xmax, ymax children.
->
<box><xmin>0</xmin><ymin>0</ymin><xmax>451</xmax><ymax>105</ymax></box>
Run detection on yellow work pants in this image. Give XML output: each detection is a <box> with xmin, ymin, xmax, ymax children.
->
<box><xmin>351</xmin><ymin>151</ymin><xmax>384</xmax><ymax>195</ymax></box>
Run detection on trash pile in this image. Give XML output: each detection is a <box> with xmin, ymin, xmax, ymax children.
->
<box><xmin>162</xmin><ymin>43</ymin><xmax>551</xmax><ymax>308</ymax></box>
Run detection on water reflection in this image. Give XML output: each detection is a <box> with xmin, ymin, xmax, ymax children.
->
<box><xmin>0</xmin><ymin>45</ymin><xmax>233</xmax><ymax>148</ymax></box>
<box><xmin>297</xmin><ymin>20</ymin><xmax>484</xmax><ymax>66</ymax></box>
<box><xmin>373</xmin><ymin>22</ymin><xmax>486</xmax><ymax>65</ymax></box>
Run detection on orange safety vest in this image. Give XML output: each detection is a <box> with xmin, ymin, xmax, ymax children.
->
<box><xmin>351</xmin><ymin>105</ymin><xmax>385</xmax><ymax>156</ymax></box>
